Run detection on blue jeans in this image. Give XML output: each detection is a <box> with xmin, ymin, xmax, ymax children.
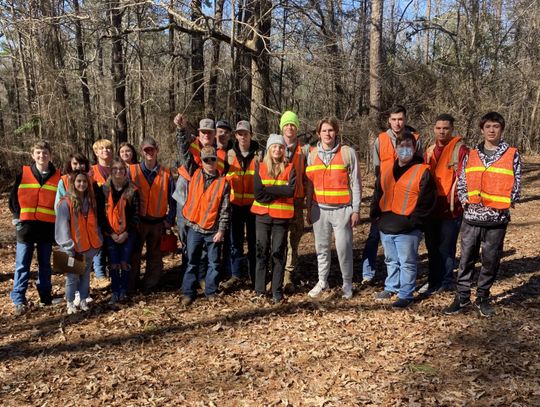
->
<box><xmin>182</xmin><ymin>227</ymin><xmax>221</xmax><ymax>299</ymax></box>
<box><xmin>93</xmin><ymin>249</ymin><xmax>106</xmax><ymax>278</ymax></box>
<box><xmin>65</xmin><ymin>253</ymin><xmax>93</xmax><ymax>302</ymax></box>
<box><xmin>229</xmin><ymin>204</ymin><xmax>256</xmax><ymax>281</ymax></box>
<box><xmin>425</xmin><ymin>217</ymin><xmax>461</xmax><ymax>289</ymax></box>
<box><xmin>380</xmin><ymin>229</ymin><xmax>422</xmax><ymax>300</ymax></box>
<box><xmin>11</xmin><ymin>242</ymin><xmax>53</xmax><ymax>305</ymax></box>
<box><xmin>105</xmin><ymin>234</ymin><xmax>136</xmax><ymax>296</ymax></box>
<box><xmin>361</xmin><ymin>221</ymin><xmax>380</xmax><ymax>280</ymax></box>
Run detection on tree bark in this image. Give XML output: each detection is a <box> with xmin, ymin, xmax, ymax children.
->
<box><xmin>250</xmin><ymin>0</ymin><xmax>271</xmax><ymax>137</ymax></box>
<box><xmin>207</xmin><ymin>0</ymin><xmax>225</xmax><ymax>118</ymax></box>
<box><xmin>191</xmin><ymin>0</ymin><xmax>205</xmax><ymax>117</ymax></box>
<box><xmin>109</xmin><ymin>0</ymin><xmax>128</xmax><ymax>144</ymax></box>
<box><xmin>73</xmin><ymin>0</ymin><xmax>94</xmax><ymax>155</ymax></box>
<box><xmin>369</xmin><ymin>0</ymin><xmax>384</xmax><ymax>121</ymax></box>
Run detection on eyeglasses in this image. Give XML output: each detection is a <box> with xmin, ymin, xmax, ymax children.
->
<box><xmin>111</xmin><ymin>167</ymin><xmax>126</xmax><ymax>173</ymax></box>
<box><xmin>203</xmin><ymin>157</ymin><xmax>217</xmax><ymax>164</ymax></box>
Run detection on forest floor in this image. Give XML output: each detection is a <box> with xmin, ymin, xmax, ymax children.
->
<box><xmin>1</xmin><ymin>158</ymin><xmax>540</xmax><ymax>406</ymax></box>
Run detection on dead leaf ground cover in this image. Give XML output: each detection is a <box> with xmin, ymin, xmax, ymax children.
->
<box><xmin>1</xmin><ymin>158</ymin><xmax>540</xmax><ymax>406</ymax></box>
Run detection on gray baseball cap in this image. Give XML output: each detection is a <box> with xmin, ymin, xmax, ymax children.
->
<box><xmin>198</xmin><ymin>118</ymin><xmax>215</xmax><ymax>131</ymax></box>
<box><xmin>235</xmin><ymin>120</ymin><xmax>252</xmax><ymax>133</ymax></box>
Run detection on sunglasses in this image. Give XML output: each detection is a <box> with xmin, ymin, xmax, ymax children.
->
<box><xmin>203</xmin><ymin>157</ymin><xmax>217</xmax><ymax>163</ymax></box>
<box><xmin>143</xmin><ymin>147</ymin><xmax>156</xmax><ymax>153</ymax></box>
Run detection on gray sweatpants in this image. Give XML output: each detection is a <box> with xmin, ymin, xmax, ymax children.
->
<box><xmin>311</xmin><ymin>205</ymin><xmax>353</xmax><ymax>284</ymax></box>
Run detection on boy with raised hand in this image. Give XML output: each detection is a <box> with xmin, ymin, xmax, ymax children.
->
<box><xmin>9</xmin><ymin>140</ymin><xmax>60</xmax><ymax>315</ymax></box>
<box><xmin>444</xmin><ymin>112</ymin><xmax>521</xmax><ymax>317</ymax></box>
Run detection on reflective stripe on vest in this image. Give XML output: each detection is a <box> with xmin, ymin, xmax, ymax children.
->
<box><xmin>305</xmin><ymin>147</ymin><xmax>351</xmax><ymax>205</ymax></box>
<box><xmin>251</xmin><ymin>163</ymin><xmax>294</xmax><ymax>219</ymax></box>
<box><xmin>63</xmin><ymin>197</ymin><xmax>102</xmax><ymax>253</ymax></box>
<box><xmin>18</xmin><ymin>166</ymin><xmax>60</xmax><ymax>223</ymax></box>
<box><xmin>182</xmin><ymin>169</ymin><xmax>227</xmax><ymax>229</ymax></box>
<box><xmin>226</xmin><ymin>151</ymin><xmax>256</xmax><ymax>206</ymax></box>
<box><xmin>380</xmin><ymin>163</ymin><xmax>429</xmax><ymax>216</ymax></box>
<box><xmin>464</xmin><ymin>148</ymin><xmax>516</xmax><ymax>209</ymax></box>
<box><xmin>427</xmin><ymin>137</ymin><xmax>463</xmax><ymax>197</ymax></box>
<box><xmin>129</xmin><ymin>164</ymin><xmax>169</xmax><ymax>218</ymax></box>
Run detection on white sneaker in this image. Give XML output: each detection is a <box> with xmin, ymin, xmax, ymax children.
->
<box><xmin>67</xmin><ymin>302</ymin><xmax>77</xmax><ymax>315</ymax></box>
<box><xmin>79</xmin><ymin>299</ymin><xmax>90</xmax><ymax>311</ymax></box>
<box><xmin>73</xmin><ymin>292</ymin><xmax>80</xmax><ymax>307</ymax></box>
<box><xmin>342</xmin><ymin>283</ymin><xmax>353</xmax><ymax>300</ymax></box>
<box><xmin>308</xmin><ymin>281</ymin><xmax>328</xmax><ymax>298</ymax></box>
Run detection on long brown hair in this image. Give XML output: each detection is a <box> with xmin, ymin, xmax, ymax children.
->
<box><xmin>67</xmin><ymin>171</ymin><xmax>96</xmax><ymax>215</ymax></box>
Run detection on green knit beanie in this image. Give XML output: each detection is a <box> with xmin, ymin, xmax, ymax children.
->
<box><xmin>280</xmin><ymin>111</ymin><xmax>300</xmax><ymax>131</ymax></box>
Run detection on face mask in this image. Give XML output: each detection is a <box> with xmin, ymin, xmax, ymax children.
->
<box><xmin>397</xmin><ymin>146</ymin><xmax>414</xmax><ymax>161</ymax></box>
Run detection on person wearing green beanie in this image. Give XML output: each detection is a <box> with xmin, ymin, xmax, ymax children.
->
<box><xmin>279</xmin><ymin>110</ymin><xmax>310</xmax><ymax>292</ymax></box>
<box><xmin>280</xmin><ymin>111</ymin><xmax>300</xmax><ymax>131</ymax></box>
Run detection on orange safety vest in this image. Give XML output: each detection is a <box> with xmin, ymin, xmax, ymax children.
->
<box><xmin>91</xmin><ymin>164</ymin><xmax>108</xmax><ymax>186</ymax></box>
<box><xmin>426</xmin><ymin>137</ymin><xmax>463</xmax><ymax>197</ymax></box>
<box><xmin>64</xmin><ymin>197</ymin><xmax>102</xmax><ymax>253</ymax></box>
<box><xmin>378</xmin><ymin>131</ymin><xmax>420</xmax><ymax>175</ymax></box>
<box><xmin>61</xmin><ymin>174</ymin><xmax>71</xmax><ymax>191</ymax></box>
<box><xmin>129</xmin><ymin>164</ymin><xmax>170</xmax><ymax>218</ymax></box>
<box><xmin>104</xmin><ymin>185</ymin><xmax>128</xmax><ymax>234</ymax></box>
<box><xmin>188</xmin><ymin>140</ymin><xmax>227</xmax><ymax>175</ymax></box>
<box><xmin>226</xmin><ymin>151</ymin><xmax>256</xmax><ymax>206</ymax></box>
<box><xmin>289</xmin><ymin>144</ymin><xmax>306</xmax><ymax>199</ymax></box>
<box><xmin>379</xmin><ymin>162</ymin><xmax>430</xmax><ymax>216</ymax></box>
<box><xmin>464</xmin><ymin>147</ymin><xmax>516</xmax><ymax>209</ymax></box>
<box><xmin>18</xmin><ymin>166</ymin><xmax>60</xmax><ymax>223</ymax></box>
<box><xmin>305</xmin><ymin>146</ymin><xmax>351</xmax><ymax>205</ymax></box>
<box><xmin>183</xmin><ymin>168</ymin><xmax>227</xmax><ymax>229</ymax></box>
<box><xmin>251</xmin><ymin>163</ymin><xmax>294</xmax><ymax>219</ymax></box>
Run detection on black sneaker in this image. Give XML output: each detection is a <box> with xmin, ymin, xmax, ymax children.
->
<box><xmin>475</xmin><ymin>298</ymin><xmax>496</xmax><ymax>317</ymax></box>
<box><xmin>392</xmin><ymin>298</ymin><xmax>413</xmax><ymax>308</ymax></box>
<box><xmin>443</xmin><ymin>295</ymin><xmax>471</xmax><ymax>314</ymax></box>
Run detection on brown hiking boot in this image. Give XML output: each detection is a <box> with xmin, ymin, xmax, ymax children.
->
<box><xmin>181</xmin><ymin>295</ymin><xmax>193</xmax><ymax>307</ymax></box>
<box><xmin>221</xmin><ymin>276</ymin><xmax>241</xmax><ymax>290</ymax></box>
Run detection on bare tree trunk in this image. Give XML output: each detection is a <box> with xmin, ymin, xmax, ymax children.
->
<box><xmin>369</xmin><ymin>0</ymin><xmax>383</xmax><ymax>121</ymax></box>
<box><xmin>109</xmin><ymin>0</ymin><xmax>128</xmax><ymax>144</ymax></box>
<box><xmin>207</xmin><ymin>0</ymin><xmax>225</xmax><ymax>117</ymax></box>
<box><xmin>168</xmin><ymin>0</ymin><xmax>176</xmax><ymax>117</ymax></box>
<box><xmin>191</xmin><ymin>0</ymin><xmax>205</xmax><ymax>117</ymax></box>
<box><xmin>235</xmin><ymin>0</ymin><xmax>253</xmax><ymax>121</ymax></box>
<box><xmin>424</xmin><ymin>0</ymin><xmax>431</xmax><ymax>64</ymax></box>
<box><xmin>136</xmin><ymin>7</ymin><xmax>146</xmax><ymax>140</ymax></box>
<box><xmin>73</xmin><ymin>0</ymin><xmax>94</xmax><ymax>155</ymax></box>
<box><xmin>278</xmin><ymin>0</ymin><xmax>289</xmax><ymax>110</ymax></box>
<box><xmin>250</xmin><ymin>0</ymin><xmax>271</xmax><ymax>137</ymax></box>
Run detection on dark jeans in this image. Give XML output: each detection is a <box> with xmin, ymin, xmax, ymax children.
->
<box><xmin>105</xmin><ymin>234</ymin><xmax>136</xmax><ymax>296</ymax></box>
<box><xmin>361</xmin><ymin>220</ymin><xmax>380</xmax><ymax>280</ymax></box>
<box><xmin>229</xmin><ymin>204</ymin><xmax>256</xmax><ymax>282</ymax></box>
<box><xmin>424</xmin><ymin>217</ymin><xmax>461</xmax><ymax>289</ymax></box>
<box><xmin>182</xmin><ymin>227</ymin><xmax>221</xmax><ymax>299</ymax></box>
<box><xmin>255</xmin><ymin>216</ymin><xmax>289</xmax><ymax>300</ymax></box>
<box><xmin>457</xmin><ymin>221</ymin><xmax>507</xmax><ymax>300</ymax></box>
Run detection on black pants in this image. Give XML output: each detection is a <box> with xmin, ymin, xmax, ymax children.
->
<box><xmin>457</xmin><ymin>221</ymin><xmax>507</xmax><ymax>300</ymax></box>
<box><xmin>255</xmin><ymin>216</ymin><xmax>289</xmax><ymax>300</ymax></box>
<box><xmin>230</xmin><ymin>204</ymin><xmax>257</xmax><ymax>283</ymax></box>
